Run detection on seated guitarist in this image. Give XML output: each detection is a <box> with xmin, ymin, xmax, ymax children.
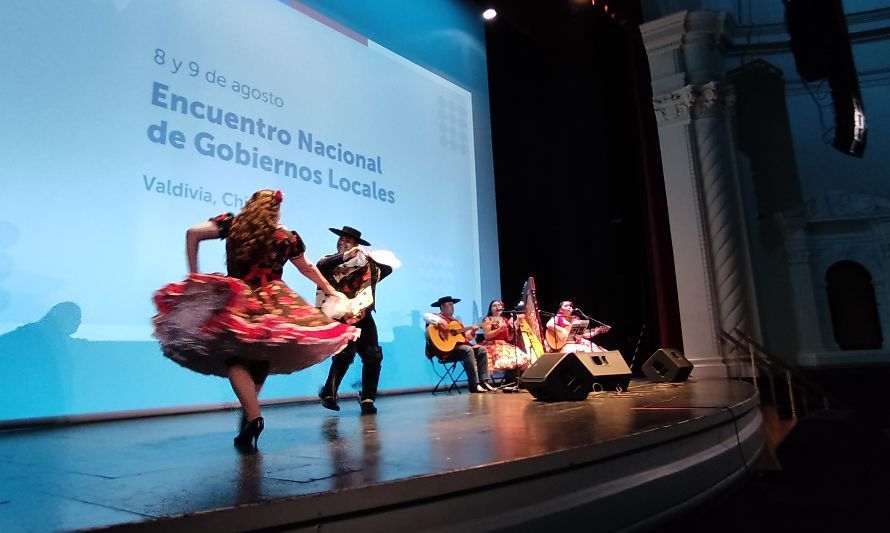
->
<box><xmin>545</xmin><ymin>300</ymin><xmax>611</xmax><ymax>353</ymax></box>
<box><xmin>317</xmin><ymin>225</ymin><xmax>393</xmax><ymax>414</ymax></box>
<box><xmin>423</xmin><ymin>296</ymin><xmax>495</xmax><ymax>393</ymax></box>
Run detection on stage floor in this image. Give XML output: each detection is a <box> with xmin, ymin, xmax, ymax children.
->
<box><xmin>0</xmin><ymin>379</ymin><xmax>761</xmax><ymax>532</ymax></box>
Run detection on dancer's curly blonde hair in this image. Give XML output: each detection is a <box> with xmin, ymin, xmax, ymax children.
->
<box><xmin>227</xmin><ymin>190</ymin><xmax>281</xmax><ymax>268</ymax></box>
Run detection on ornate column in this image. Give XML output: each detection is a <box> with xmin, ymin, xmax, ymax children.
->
<box><xmin>642</xmin><ymin>12</ymin><xmax>760</xmax><ymax>377</ymax></box>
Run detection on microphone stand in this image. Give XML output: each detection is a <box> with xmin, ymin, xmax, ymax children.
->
<box><xmin>574</xmin><ymin>308</ymin><xmax>611</xmax><ymax>349</ymax></box>
<box><xmin>574</xmin><ymin>308</ymin><xmax>611</xmax><ymax>328</ymax></box>
<box><xmin>629</xmin><ymin>322</ymin><xmax>646</xmax><ymax>371</ymax></box>
<box><xmin>499</xmin><ymin>309</ymin><xmax>522</xmax><ymax>391</ymax></box>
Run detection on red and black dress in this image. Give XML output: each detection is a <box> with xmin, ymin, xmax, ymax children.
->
<box><xmin>152</xmin><ymin>213</ymin><xmax>356</xmax><ymax>377</ymax></box>
<box><xmin>480</xmin><ymin>316</ymin><xmax>531</xmax><ymax>372</ymax></box>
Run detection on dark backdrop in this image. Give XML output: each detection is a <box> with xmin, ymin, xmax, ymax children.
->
<box><xmin>480</xmin><ymin>0</ymin><xmax>680</xmax><ymax>370</ymax></box>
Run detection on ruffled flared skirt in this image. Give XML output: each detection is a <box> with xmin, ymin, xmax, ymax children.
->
<box><xmin>152</xmin><ymin>273</ymin><xmax>356</xmax><ymax>377</ymax></box>
<box><xmin>481</xmin><ymin>339</ymin><xmax>532</xmax><ymax>372</ymax></box>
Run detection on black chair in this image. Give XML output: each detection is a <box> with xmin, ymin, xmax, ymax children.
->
<box><xmin>427</xmin><ymin>346</ymin><xmax>466</xmax><ymax>394</ymax></box>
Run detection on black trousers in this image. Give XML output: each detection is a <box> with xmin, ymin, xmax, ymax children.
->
<box><xmin>322</xmin><ymin>314</ymin><xmax>383</xmax><ymax>400</ymax></box>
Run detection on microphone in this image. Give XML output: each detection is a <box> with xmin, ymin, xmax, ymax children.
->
<box><xmin>575</xmin><ymin>308</ymin><xmax>612</xmax><ymax>328</ymax></box>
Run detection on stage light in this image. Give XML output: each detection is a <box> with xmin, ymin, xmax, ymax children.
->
<box><xmin>482</xmin><ymin>8</ymin><xmax>497</xmax><ymax>21</ymax></box>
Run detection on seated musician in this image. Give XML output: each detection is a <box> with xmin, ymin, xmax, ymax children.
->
<box><xmin>423</xmin><ymin>296</ymin><xmax>495</xmax><ymax>393</ymax></box>
<box><xmin>545</xmin><ymin>300</ymin><xmax>611</xmax><ymax>353</ymax></box>
<box><xmin>480</xmin><ymin>300</ymin><xmax>531</xmax><ymax>385</ymax></box>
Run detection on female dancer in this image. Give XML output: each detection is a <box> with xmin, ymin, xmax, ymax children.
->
<box><xmin>153</xmin><ymin>190</ymin><xmax>356</xmax><ymax>451</ymax></box>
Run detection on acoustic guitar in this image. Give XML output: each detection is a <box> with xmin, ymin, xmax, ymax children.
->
<box><xmin>545</xmin><ymin>324</ymin><xmax>610</xmax><ymax>351</ymax></box>
<box><xmin>426</xmin><ymin>320</ymin><xmax>482</xmax><ymax>353</ymax></box>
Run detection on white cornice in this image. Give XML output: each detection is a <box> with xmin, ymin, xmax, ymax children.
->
<box><xmin>642</xmin><ymin>7</ymin><xmax>890</xmax><ymax>56</ymax></box>
<box><xmin>641</xmin><ymin>10</ymin><xmax>734</xmax><ymax>56</ymax></box>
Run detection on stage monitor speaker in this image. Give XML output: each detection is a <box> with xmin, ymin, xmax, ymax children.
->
<box><xmin>642</xmin><ymin>348</ymin><xmax>693</xmax><ymax>383</ymax></box>
<box><xmin>521</xmin><ymin>351</ymin><xmax>633</xmax><ymax>401</ymax></box>
<box><xmin>574</xmin><ymin>350</ymin><xmax>632</xmax><ymax>392</ymax></box>
<box><xmin>521</xmin><ymin>352</ymin><xmax>594</xmax><ymax>402</ymax></box>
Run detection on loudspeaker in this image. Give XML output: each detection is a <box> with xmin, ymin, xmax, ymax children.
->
<box><xmin>521</xmin><ymin>351</ymin><xmax>633</xmax><ymax>401</ymax></box>
<box><xmin>575</xmin><ymin>350</ymin><xmax>632</xmax><ymax>392</ymax></box>
<box><xmin>642</xmin><ymin>348</ymin><xmax>693</xmax><ymax>382</ymax></box>
<box><xmin>521</xmin><ymin>352</ymin><xmax>594</xmax><ymax>401</ymax></box>
<box><xmin>784</xmin><ymin>0</ymin><xmax>866</xmax><ymax>157</ymax></box>
<box><xmin>785</xmin><ymin>0</ymin><xmax>851</xmax><ymax>82</ymax></box>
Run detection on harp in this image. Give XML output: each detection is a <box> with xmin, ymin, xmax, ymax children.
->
<box><xmin>514</xmin><ymin>277</ymin><xmax>545</xmax><ymax>363</ymax></box>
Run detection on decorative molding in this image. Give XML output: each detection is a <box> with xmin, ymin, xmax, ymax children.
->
<box><xmin>653</xmin><ymin>82</ymin><xmax>734</xmax><ymax>125</ymax></box>
<box><xmin>806</xmin><ymin>191</ymin><xmax>890</xmax><ymax>222</ymax></box>
<box><xmin>785</xmin><ymin>247</ymin><xmax>810</xmax><ymax>265</ymax></box>
<box><xmin>653</xmin><ymin>85</ymin><xmax>693</xmax><ymax>123</ymax></box>
<box><xmin>641</xmin><ymin>10</ymin><xmax>733</xmax><ymax>56</ymax></box>
<box><xmin>643</xmin><ymin>8</ymin><xmax>890</xmax><ymax>91</ymax></box>
<box><xmin>640</xmin><ymin>11</ymin><xmax>688</xmax><ymax>55</ymax></box>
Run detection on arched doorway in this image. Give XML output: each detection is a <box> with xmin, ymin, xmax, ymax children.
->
<box><xmin>826</xmin><ymin>261</ymin><xmax>883</xmax><ymax>350</ymax></box>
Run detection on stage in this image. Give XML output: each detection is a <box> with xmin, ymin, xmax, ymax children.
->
<box><xmin>0</xmin><ymin>379</ymin><xmax>762</xmax><ymax>532</ymax></box>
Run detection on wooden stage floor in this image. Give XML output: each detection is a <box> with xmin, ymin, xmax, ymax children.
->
<box><xmin>0</xmin><ymin>379</ymin><xmax>762</xmax><ymax>532</ymax></box>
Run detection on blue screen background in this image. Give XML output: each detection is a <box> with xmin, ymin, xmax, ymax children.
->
<box><xmin>0</xmin><ymin>0</ymin><xmax>498</xmax><ymax>421</ymax></box>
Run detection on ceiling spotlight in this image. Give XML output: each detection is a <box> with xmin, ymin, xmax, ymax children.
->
<box><xmin>482</xmin><ymin>8</ymin><xmax>497</xmax><ymax>21</ymax></box>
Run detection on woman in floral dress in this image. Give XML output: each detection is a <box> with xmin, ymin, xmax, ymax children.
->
<box><xmin>153</xmin><ymin>189</ymin><xmax>356</xmax><ymax>451</ymax></box>
<box><xmin>480</xmin><ymin>300</ymin><xmax>531</xmax><ymax>384</ymax></box>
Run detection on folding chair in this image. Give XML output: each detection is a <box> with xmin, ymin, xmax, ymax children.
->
<box><xmin>428</xmin><ymin>348</ymin><xmax>466</xmax><ymax>394</ymax></box>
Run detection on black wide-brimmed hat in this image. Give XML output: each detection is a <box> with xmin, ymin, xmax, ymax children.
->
<box><xmin>431</xmin><ymin>296</ymin><xmax>461</xmax><ymax>307</ymax></box>
<box><xmin>329</xmin><ymin>225</ymin><xmax>370</xmax><ymax>246</ymax></box>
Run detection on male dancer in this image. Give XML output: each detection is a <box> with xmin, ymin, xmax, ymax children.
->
<box><xmin>318</xmin><ymin>226</ymin><xmax>393</xmax><ymax>414</ymax></box>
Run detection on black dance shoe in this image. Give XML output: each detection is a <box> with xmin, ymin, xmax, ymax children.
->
<box><xmin>469</xmin><ymin>384</ymin><xmax>487</xmax><ymax>393</ymax></box>
<box><xmin>319</xmin><ymin>388</ymin><xmax>340</xmax><ymax>411</ymax></box>
<box><xmin>358</xmin><ymin>392</ymin><xmax>377</xmax><ymax>415</ymax></box>
<box><xmin>481</xmin><ymin>381</ymin><xmax>497</xmax><ymax>392</ymax></box>
<box><xmin>320</xmin><ymin>396</ymin><xmax>340</xmax><ymax>411</ymax></box>
<box><xmin>234</xmin><ymin>416</ymin><xmax>264</xmax><ymax>452</ymax></box>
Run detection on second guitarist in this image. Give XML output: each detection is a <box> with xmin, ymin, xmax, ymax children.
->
<box><xmin>423</xmin><ymin>296</ymin><xmax>495</xmax><ymax>393</ymax></box>
<box><xmin>544</xmin><ymin>300</ymin><xmax>611</xmax><ymax>353</ymax></box>
<box><xmin>317</xmin><ymin>225</ymin><xmax>393</xmax><ymax>414</ymax></box>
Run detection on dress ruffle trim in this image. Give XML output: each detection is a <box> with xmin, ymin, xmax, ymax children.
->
<box><xmin>152</xmin><ymin>273</ymin><xmax>356</xmax><ymax>377</ymax></box>
<box><xmin>483</xmin><ymin>339</ymin><xmax>532</xmax><ymax>371</ymax></box>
